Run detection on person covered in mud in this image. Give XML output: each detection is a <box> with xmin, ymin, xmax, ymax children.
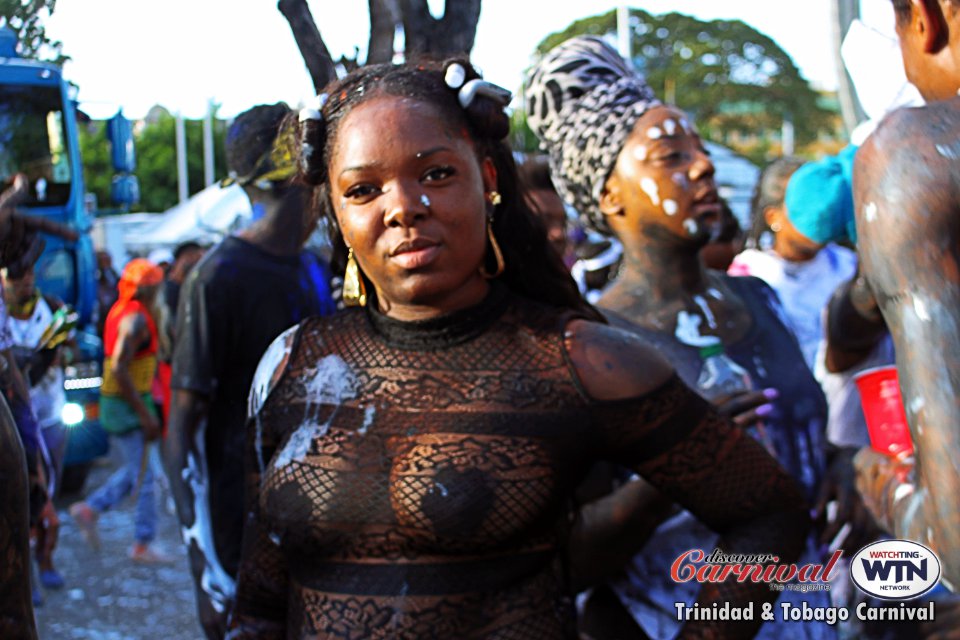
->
<box><xmin>526</xmin><ymin>36</ymin><xmax>854</xmax><ymax>639</ymax></box>
<box><xmin>227</xmin><ymin>57</ymin><xmax>810</xmax><ymax>639</ymax></box>
<box><xmin>847</xmin><ymin>0</ymin><xmax>960</xmax><ymax>593</ymax></box>
<box><xmin>164</xmin><ymin>103</ymin><xmax>335</xmax><ymax>639</ymax></box>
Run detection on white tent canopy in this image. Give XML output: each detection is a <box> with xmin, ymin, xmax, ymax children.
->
<box><xmin>123</xmin><ymin>183</ymin><xmax>253</xmax><ymax>253</ymax></box>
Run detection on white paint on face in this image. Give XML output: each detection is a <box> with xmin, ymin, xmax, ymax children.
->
<box><xmin>694</xmin><ymin>295</ymin><xmax>717</xmax><ymax>329</ymax></box>
<box><xmin>640</xmin><ymin>177</ymin><xmax>660</xmax><ymax>206</ymax></box>
<box><xmin>913</xmin><ymin>296</ymin><xmax>931</xmax><ymax>322</ymax></box>
<box><xmin>683</xmin><ymin>219</ymin><xmax>699</xmax><ymax>235</ymax></box>
<box><xmin>633</xmin><ymin>145</ymin><xmax>648</xmax><ymax>161</ymax></box>
<box><xmin>679</xmin><ymin>118</ymin><xmax>691</xmax><ymax>133</ymax></box>
<box><xmin>663</xmin><ymin>119</ymin><xmax>677</xmax><ymax>136</ymax></box>
<box><xmin>662</xmin><ymin>199</ymin><xmax>678</xmax><ymax>216</ymax></box>
<box><xmin>420</xmin><ymin>194</ymin><xmax>431</xmax><ymax>208</ymax></box>
<box><xmin>707</xmin><ymin>288</ymin><xmax>723</xmax><ymax>300</ymax></box>
<box><xmin>864</xmin><ymin>202</ymin><xmax>878</xmax><ymax>222</ymax></box>
<box><xmin>672</xmin><ymin>172</ymin><xmax>689</xmax><ymax>189</ymax></box>
<box><xmin>646</xmin><ymin>126</ymin><xmax>663</xmax><ymax>140</ymax></box>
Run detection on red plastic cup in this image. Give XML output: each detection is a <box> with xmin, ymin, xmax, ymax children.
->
<box><xmin>854</xmin><ymin>365</ymin><xmax>914</xmax><ymax>457</ymax></box>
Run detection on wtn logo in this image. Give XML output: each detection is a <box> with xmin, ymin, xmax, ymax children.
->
<box><xmin>861</xmin><ymin>558</ymin><xmax>928</xmax><ymax>583</ymax></box>
<box><xmin>851</xmin><ymin>540</ymin><xmax>941</xmax><ymax>600</ymax></box>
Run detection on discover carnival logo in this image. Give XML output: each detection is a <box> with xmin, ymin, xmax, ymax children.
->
<box><xmin>850</xmin><ymin>540</ymin><xmax>942</xmax><ymax>600</ymax></box>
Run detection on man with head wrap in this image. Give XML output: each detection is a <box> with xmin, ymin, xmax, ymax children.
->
<box><xmin>163</xmin><ymin>103</ymin><xmax>336</xmax><ymax>639</ymax></box>
<box><xmin>69</xmin><ymin>258</ymin><xmax>168</xmax><ymax>563</ymax></box>
<box><xmin>527</xmin><ymin>36</ymin><xmax>843</xmax><ymax>640</ymax></box>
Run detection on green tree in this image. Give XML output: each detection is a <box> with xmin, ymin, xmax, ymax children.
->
<box><xmin>77</xmin><ymin>119</ymin><xmax>111</xmax><ymax>209</ymax></box>
<box><xmin>0</xmin><ymin>0</ymin><xmax>66</xmax><ymax>64</ymax></box>
<box><xmin>134</xmin><ymin>109</ymin><xmax>227</xmax><ymax>212</ymax></box>
<box><xmin>536</xmin><ymin>9</ymin><xmax>837</xmax><ymax>160</ymax></box>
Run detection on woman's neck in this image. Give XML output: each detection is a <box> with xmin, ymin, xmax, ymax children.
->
<box><xmin>616</xmin><ymin>240</ymin><xmax>709</xmax><ymax>303</ymax></box>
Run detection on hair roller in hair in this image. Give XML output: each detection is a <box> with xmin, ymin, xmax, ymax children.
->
<box><xmin>457</xmin><ymin>79</ymin><xmax>511</xmax><ymax>110</ymax></box>
<box><xmin>298</xmin><ymin>93</ymin><xmax>329</xmax><ymax>185</ymax></box>
<box><xmin>298</xmin><ymin>93</ymin><xmax>329</xmax><ymax>122</ymax></box>
<box><xmin>444</xmin><ymin>62</ymin><xmax>468</xmax><ymax>90</ymax></box>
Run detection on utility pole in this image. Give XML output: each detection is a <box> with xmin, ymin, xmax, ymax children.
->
<box><xmin>831</xmin><ymin>0</ymin><xmax>866</xmax><ymax>135</ymax></box>
<box><xmin>617</xmin><ymin>5</ymin><xmax>632</xmax><ymax>65</ymax></box>
<box><xmin>203</xmin><ymin>101</ymin><xmax>215</xmax><ymax>187</ymax></box>
<box><xmin>175</xmin><ymin>113</ymin><xmax>188</xmax><ymax>203</ymax></box>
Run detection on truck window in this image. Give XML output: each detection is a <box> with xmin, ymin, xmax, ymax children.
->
<box><xmin>0</xmin><ymin>85</ymin><xmax>72</xmax><ymax>206</ymax></box>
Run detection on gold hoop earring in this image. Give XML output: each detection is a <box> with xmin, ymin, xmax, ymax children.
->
<box><xmin>343</xmin><ymin>248</ymin><xmax>367</xmax><ymax>307</ymax></box>
<box><xmin>770</xmin><ymin>222</ymin><xmax>782</xmax><ymax>233</ymax></box>
<box><xmin>479</xmin><ymin>217</ymin><xmax>505</xmax><ymax>279</ymax></box>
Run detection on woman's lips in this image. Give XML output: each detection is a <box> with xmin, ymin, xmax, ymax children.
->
<box><xmin>391</xmin><ymin>244</ymin><xmax>441</xmax><ymax>269</ymax></box>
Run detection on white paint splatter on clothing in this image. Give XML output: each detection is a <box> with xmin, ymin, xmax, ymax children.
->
<box><xmin>693</xmin><ymin>295</ymin><xmax>717</xmax><ymax>329</ymax></box>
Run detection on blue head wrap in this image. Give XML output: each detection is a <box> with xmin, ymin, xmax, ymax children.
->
<box><xmin>784</xmin><ymin>145</ymin><xmax>859</xmax><ymax>245</ymax></box>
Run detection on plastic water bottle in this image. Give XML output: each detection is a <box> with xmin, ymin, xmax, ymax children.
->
<box><xmin>696</xmin><ymin>341</ymin><xmax>776</xmax><ymax>455</ymax></box>
<box><xmin>696</xmin><ymin>341</ymin><xmax>751</xmax><ymax>401</ymax></box>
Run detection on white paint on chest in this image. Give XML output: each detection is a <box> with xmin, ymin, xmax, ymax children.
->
<box><xmin>274</xmin><ymin>355</ymin><xmax>358</xmax><ymax>469</ymax></box>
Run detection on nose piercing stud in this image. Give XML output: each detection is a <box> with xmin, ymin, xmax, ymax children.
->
<box><xmin>420</xmin><ymin>194</ymin><xmax>431</xmax><ymax>208</ymax></box>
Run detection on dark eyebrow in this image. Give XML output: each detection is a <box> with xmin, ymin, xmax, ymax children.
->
<box><xmin>339</xmin><ymin>160</ymin><xmax>383</xmax><ymax>177</ymax></box>
<box><xmin>414</xmin><ymin>146</ymin><xmax>452</xmax><ymax>159</ymax></box>
<box><xmin>339</xmin><ymin>146</ymin><xmax>453</xmax><ymax>177</ymax></box>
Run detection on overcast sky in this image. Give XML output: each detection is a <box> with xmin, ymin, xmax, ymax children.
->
<box><xmin>45</xmin><ymin>0</ymin><xmax>896</xmax><ymax>119</ymax></box>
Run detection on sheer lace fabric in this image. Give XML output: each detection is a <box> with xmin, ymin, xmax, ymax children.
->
<box><xmin>229</xmin><ymin>293</ymin><xmax>806</xmax><ymax>639</ymax></box>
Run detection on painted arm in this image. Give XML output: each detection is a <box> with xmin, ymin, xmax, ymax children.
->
<box><xmin>853</xmin><ymin>105</ymin><xmax>960</xmax><ymax>589</ymax></box>
<box><xmin>110</xmin><ymin>313</ymin><xmax>160</xmax><ymax>440</ymax></box>
<box><xmin>162</xmin><ymin>388</ymin><xmax>233</xmax><ymax>640</ymax></box>
<box><xmin>567</xmin><ymin>320</ymin><xmax>809</xmax><ymax>639</ymax></box>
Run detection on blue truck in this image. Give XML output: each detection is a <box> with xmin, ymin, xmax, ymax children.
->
<box><xmin>0</xmin><ymin>27</ymin><xmax>136</xmax><ymax>492</ymax></box>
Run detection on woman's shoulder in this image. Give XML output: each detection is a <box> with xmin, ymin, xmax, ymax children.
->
<box><xmin>563</xmin><ymin>318</ymin><xmax>675</xmax><ymax>402</ymax></box>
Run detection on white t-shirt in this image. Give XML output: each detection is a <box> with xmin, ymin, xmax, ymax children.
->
<box><xmin>7</xmin><ymin>295</ymin><xmax>65</xmax><ymax>429</ymax></box>
<box><xmin>729</xmin><ymin>244</ymin><xmax>858</xmax><ymax>370</ymax></box>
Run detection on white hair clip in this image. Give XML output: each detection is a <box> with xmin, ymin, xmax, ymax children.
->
<box><xmin>299</xmin><ymin>93</ymin><xmax>329</xmax><ymax>122</ymax></box>
<box><xmin>458</xmin><ymin>79</ymin><xmax>512</xmax><ymax>110</ymax></box>
<box><xmin>445</xmin><ymin>63</ymin><xmax>467</xmax><ymax>89</ymax></box>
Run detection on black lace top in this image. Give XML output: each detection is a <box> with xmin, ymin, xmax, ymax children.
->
<box><xmin>229</xmin><ymin>290</ymin><xmax>806</xmax><ymax>639</ymax></box>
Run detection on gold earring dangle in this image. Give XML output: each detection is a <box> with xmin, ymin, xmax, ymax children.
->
<box><xmin>343</xmin><ymin>248</ymin><xmax>367</xmax><ymax>307</ymax></box>
<box><xmin>480</xmin><ymin>189</ymin><xmax>505</xmax><ymax>279</ymax></box>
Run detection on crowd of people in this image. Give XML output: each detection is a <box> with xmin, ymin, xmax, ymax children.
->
<box><xmin>4</xmin><ymin>1</ymin><xmax>960</xmax><ymax>638</ymax></box>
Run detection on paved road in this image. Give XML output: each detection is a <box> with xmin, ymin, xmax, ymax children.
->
<box><xmin>34</xmin><ymin>446</ymin><xmax>205</xmax><ymax>640</ymax></box>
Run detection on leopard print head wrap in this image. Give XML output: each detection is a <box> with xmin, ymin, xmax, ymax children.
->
<box><xmin>525</xmin><ymin>36</ymin><xmax>659</xmax><ymax>234</ymax></box>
